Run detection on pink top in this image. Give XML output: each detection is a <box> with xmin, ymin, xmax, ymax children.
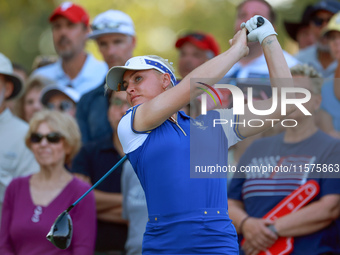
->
<box><xmin>0</xmin><ymin>175</ymin><xmax>96</xmax><ymax>255</ymax></box>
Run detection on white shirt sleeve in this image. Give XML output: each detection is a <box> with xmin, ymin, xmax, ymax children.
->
<box><xmin>118</xmin><ymin>111</ymin><xmax>149</xmax><ymax>154</ymax></box>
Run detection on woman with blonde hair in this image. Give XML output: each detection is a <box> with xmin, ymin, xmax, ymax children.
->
<box><xmin>106</xmin><ymin>16</ymin><xmax>298</xmax><ymax>254</ymax></box>
<box><xmin>0</xmin><ymin>110</ymin><xmax>96</xmax><ymax>255</ymax></box>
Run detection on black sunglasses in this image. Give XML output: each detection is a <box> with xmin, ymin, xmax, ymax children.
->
<box><xmin>47</xmin><ymin>100</ymin><xmax>74</xmax><ymax>112</ymax></box>
<box><xmin>311</xmin><ymin>16</ymin><xmax>331</xmax><ymax>27</ymax></box>
<box><xmin>91</xmin><ymin>21</ymin><xmax>130</xmax><ymax>31</ymax></box>
<box><xmin>30</xmin><ymin>132</ymin><xmax>63</xmax><ymax>144</ymax></box>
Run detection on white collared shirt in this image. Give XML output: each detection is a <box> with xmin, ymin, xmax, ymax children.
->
<box><xmin>32</xmin><ymin>53</ymin><xmax>108</xmax><ymax>96</ymax></box>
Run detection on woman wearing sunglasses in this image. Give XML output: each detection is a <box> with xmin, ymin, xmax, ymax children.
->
<box><xmin>106</xmin><ymin>16</ymin><xmax>297</xmax><ymax>254</ymax></box>
<box><xmin>0</xmin><ymin>110</ymin><xmax>96</xmax><ymax>255</ymax></box>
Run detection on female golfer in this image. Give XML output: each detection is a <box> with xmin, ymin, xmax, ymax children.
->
<box><xmin>106</xmin><ymin>16</ymin><xmax>296</xmax><ymax>254</ymax></box>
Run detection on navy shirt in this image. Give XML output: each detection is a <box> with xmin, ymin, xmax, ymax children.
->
<box><xmin>71</xmin><ymin>135</ymin><xmax>122</xmax><ymax>193</ymax></box>
<box><xmin>71</xmin><ymin>135</ymin><xmax>127</xmax><ymax>251</ymax></box>
<box><xmin>228</xmin><ymin>130</ymin><xmax>340</xmax><ymax>255</ymax></box>
<box><xmin>76</xmin><ymin>82</ymin><xmax>113</xmax><ymax>144</ymax></box>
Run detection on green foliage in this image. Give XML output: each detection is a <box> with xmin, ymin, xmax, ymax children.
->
<box><xmin>0</xmin><ymin>0</ymin><xmax>320</xmax><ymax>74</ymax></box>
<box><xmin>0</xmin><ymin>0</ymin><xmax>55</xmax><ymax>72</ymax></box>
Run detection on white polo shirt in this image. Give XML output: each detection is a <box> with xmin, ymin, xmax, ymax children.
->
<box><xmin>32</xmin><ymin>53</ymin><xmax>108</xmax><ymax>96</ymax></box>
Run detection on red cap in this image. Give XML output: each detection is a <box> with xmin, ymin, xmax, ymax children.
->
<box><xmin>175</xmin><ymin>32</ymin><xmax>220</xmax><ymax>57</ymax></box>
<box><xmin>49</xmin><ymin>2</ymin><xmax>89</xmax><ymax>26</ymax></box>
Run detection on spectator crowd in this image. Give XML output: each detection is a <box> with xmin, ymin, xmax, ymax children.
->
<box><xmin>0</xmin><ymin>0</ymin><xmax>340</xmax><ymax>254</ymax></box>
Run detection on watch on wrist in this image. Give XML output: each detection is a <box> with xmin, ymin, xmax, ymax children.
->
<box><xmin>267</xmin><ymin>224</ymin><xmax>279</xmax><ymax>236</ymax></box>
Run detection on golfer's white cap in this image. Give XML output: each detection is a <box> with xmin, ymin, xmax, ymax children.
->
<box><xmin>106</xmin><ymin>56</ymin><xmax>177</xmax><ymax>91</ymax></box>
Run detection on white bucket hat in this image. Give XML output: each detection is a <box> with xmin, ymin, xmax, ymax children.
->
<box><xmin>0</xmin><ymin>53</ymin><xmax>23</xmax><ymax>100</ymax></box>
<box><xmin>106</xmin><ymin>56</ymin><xmax>177</xmax><ymax>91</ymax></box>
<box><xmin>88</xmin><ymin>10</ymin><xmax>135</xmax><ymax>39</ymax></box>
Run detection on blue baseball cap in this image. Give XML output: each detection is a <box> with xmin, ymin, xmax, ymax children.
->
<box><xmin>310</xmin><ymin>0</ymin><xmax>340</xmax><ymax>17</ymax></box>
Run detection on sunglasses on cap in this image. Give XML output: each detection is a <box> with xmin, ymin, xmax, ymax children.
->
<box><xmin>311</xmin><ymin>16</ymin><xmax>331</xmax><ymax>27</ymax></box>
<box><xmin>91</xmin><ymin>21</ymin><xmax>130</xmax><ymax>31</ymax></box>
<box><xmin>30</xmin><ymin>132</ymin><xmax>63</xmax><ymax>144</ymax></box>
<box><xmin>47</xmin><ymin>100</ymin><xmax>74</xmax><ymax>112</ymax></box>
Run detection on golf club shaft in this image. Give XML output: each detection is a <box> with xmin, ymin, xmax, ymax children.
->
<box><xmin>67</xmin><ymin>155</ymin><xmax>128</xmax><ymax>212</ymax></box>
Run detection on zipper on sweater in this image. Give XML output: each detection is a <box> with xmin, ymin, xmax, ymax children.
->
<box><xmin>169</xmin><ymin>116</ymin><xmax>187</xmax><ymax>136</ymax></box>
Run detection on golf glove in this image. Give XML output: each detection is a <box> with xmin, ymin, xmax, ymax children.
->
<box><xmin>241</xmin><ymin>15</ymin><xmax>277</xmax><ymax>44</ymax></box>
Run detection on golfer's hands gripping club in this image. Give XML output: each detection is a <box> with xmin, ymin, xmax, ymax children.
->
<box><xmin>241</xmin><ymin>15</ymin><xmax>277</xmax><ymax>44</ymax></box>
<box><xmin>229</xmin><ymin>28</ymin><xmax>249</xmax><ymax>59</ymax></box>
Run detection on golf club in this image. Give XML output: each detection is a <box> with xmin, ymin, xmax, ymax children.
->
<box><xmin>256</xmin><ymin>16</ymin><xmax>264</xmax><ymax>27</ymax></box>
<box><xmin>243</xmin><ymin>16</ymin><xmax>265</xmax><ymax>34</ymax></box>
<box><xmin>46</xmin><ymin>155</ymin><xmax>128</xmax><ymax>249</ymax></box>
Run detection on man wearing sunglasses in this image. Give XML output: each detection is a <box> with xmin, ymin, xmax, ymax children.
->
<box><xmin>284</xmin><ymin>5</ymin><xmax>316</xmax><ymax>52</ymax></box>
<box><xmin>295</xmin><ymin>0</ymin><xmax>340</xmax><ymax>78</ymax></box>
<box><xmin>72</xmin><ymin>9</ymin><xmax>136</xmax><ymax>254</ymax></box>
<box><xmin>32</xmin><ymin>2</ymin><xmax>108</xmax><ymax>96</ymax></box>
<box><xmin>76</xmin><ymin>10</ymin><xmax>136</xmax><ymax>144</ymax></box>
<box><xmin>0</xmin><ymin>53</ymin><xmax>38</xmax><ymax>224</ymax></box>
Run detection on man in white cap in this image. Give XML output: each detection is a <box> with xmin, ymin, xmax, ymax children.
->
<box><xmin>0</xmin><ymin>53</ymin><xmax>39</xmax><ymax>223</ymax></box>
<box><xmin>32</xmin><ymin>2</ymin><xmax>108</xmax><ymax>96</ymax></box>
<box><xmin>76</xmin><ymin>10</ymin><xmax>136</xmax><ymax>144</ymax></box>
<box><xmin>72</xmin><ymin>9</ymin><xmax>136</xmax><ymax>255</ymax></box>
